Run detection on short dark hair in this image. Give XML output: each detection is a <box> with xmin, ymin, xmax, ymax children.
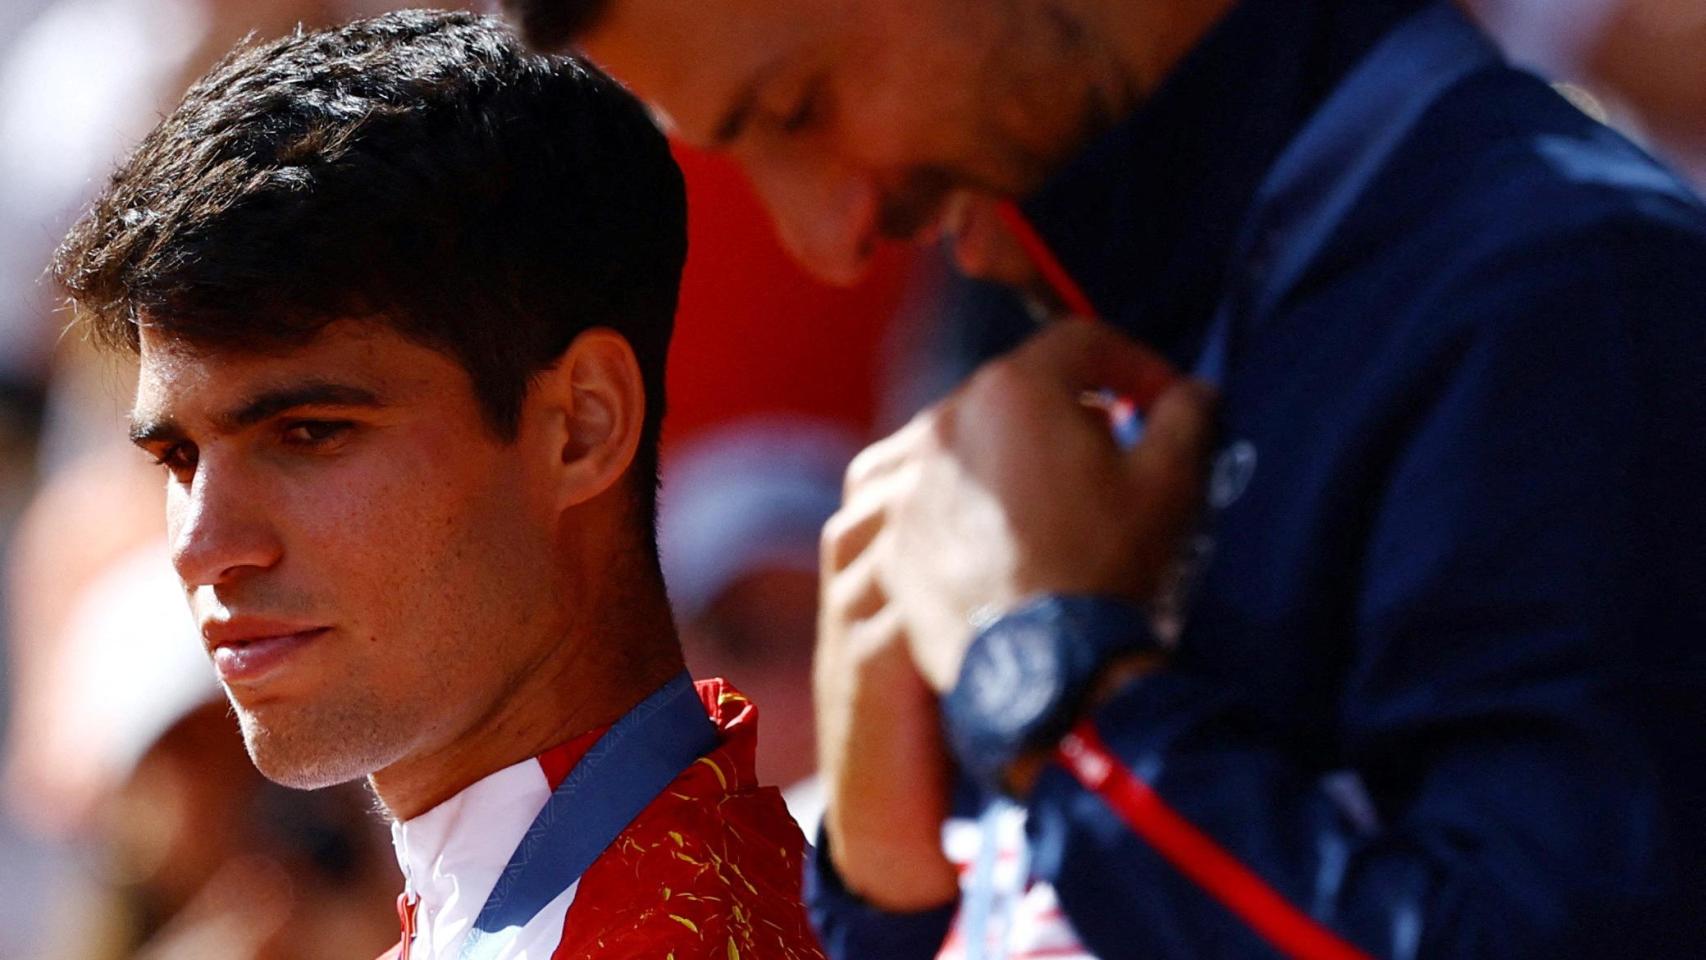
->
<box><xmin>54</xmin><ymin>9</ymin><xmax>685</xmax><ymax>530</ymax></box>
<box><xmin>499</xmin><ymin>0</ymin><xmax>610</xmax><ymax>52</ymax></box>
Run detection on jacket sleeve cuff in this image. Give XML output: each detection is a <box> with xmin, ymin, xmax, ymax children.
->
<box><xmin>804</xmin><ymin>821</ymin><xmax>958</xmax><ymax>960</ymax></box>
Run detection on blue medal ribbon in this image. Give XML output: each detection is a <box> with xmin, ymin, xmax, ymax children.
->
<box><xmin>455</xmin><ymin>671</ymin><xmax>717</xmax><ymax>960</ymax></box>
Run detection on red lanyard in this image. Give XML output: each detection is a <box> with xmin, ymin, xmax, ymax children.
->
<box><xmin>993</xmin><ymin>200</ymin><xmax>1368</xmax><ymax>960</ymax></box>
<box><xmin>992</xmin><ymin>200</ymin><xmax>1177</xmax><ymax>434</ymax></box>
<box><xmin>1056</xmin><ymin>722</ymin><xmax>1372</xmax><ymax>960</ymax></box>
<box><xmin>992</xmin><ymin>200</ymin><xmax>1102</xmax><ymax>321</ymax></box>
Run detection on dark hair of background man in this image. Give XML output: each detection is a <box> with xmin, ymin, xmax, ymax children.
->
<box><xmin>499</xmin><ymin>0</ymin><xmax>609</xmax><ymax>51</ymax></box>
<box><xmin>52</xmin><ymin>9</ymin><xmax>686</xmax><ymax>531</ymax></box>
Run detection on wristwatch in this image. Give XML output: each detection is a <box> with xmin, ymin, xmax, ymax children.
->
<box><xmin>941</xmin><ymin>594</ymin><xmax>1154</xmax><ymax>795</ymax></box>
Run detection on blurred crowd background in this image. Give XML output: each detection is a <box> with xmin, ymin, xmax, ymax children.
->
<box><xmin>0</xmin><ymin>0</ymin><xmax>1699</xmax><ymax>956</ymax></box>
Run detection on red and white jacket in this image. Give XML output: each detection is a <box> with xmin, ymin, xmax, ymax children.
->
<box><xmin>380</xmin><ymin>679</ymin><xmax>825</xmax><ymax>960</ymax></box>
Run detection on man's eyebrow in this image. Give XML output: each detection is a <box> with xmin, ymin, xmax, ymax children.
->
<box><xmin>713</xmin><ymin>82</ymin><xmax>761</xmax><ymax>147</ymax></box>
<box><xmin>128</xmin><ymin>382</ymin><xmax>385</xmax><ymax>447</ymax></box>
<box><xmin>215</xmin><ymin>382</ymin><xmax>384</xmax><ymax>430</ymax></box>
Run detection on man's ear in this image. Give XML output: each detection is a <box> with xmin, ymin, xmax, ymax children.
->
<box><xmin>532</xmin><ymin>328</ymin><xmax>647</xmax><ymax>511</ymax></box>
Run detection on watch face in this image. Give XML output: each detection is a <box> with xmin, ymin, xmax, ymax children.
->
<box><xmin>963</xmin><ymin>624</ymin><xmax>1064</xmax><ymax>738</ymax></box>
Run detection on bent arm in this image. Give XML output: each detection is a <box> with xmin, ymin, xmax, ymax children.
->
<box><xmin>1029</xmin><ymin>220</ymin><xmax>1706</xmax><ymax>959</ymax></box>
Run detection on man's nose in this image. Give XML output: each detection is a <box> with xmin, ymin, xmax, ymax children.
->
<box><xmin>751</xmin><ymin>158</ymin><xmax>882</xmax><ymax>286</ymax></box>
<box><xmin>170</xmin><ymin>462</ymin><xmax>283</xmax><ymax>589</ymax></box>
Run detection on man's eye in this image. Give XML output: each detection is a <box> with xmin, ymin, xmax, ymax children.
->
<box><xmin>282</xmin><ymin>420</ymin><xmax>352</xmax><ymax>446</ymax></box>
<box><xmin>150</xmin><ymin>443</ymin><xmax>198</xmax><ymax>478</ymax></box>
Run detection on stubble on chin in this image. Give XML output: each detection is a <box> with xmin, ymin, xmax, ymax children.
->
<box><xmin>230</xmin><ymin>692</ymin><xmax>406</xmax><ymax>791</ymax></box>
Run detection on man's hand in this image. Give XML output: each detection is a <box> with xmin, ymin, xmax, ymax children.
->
<box><xmin>843</xmin><ymin>321</ymin><xmax>1217</xmax><ymax>692</ymax></box>
<box><xmin>814</xmin><ymin>498</ymin><xmax>961</xmax><ymax>911</ymax></box>
<box><xmin>814</xmin><ymin>321</ymin><xmax>1215</xmax><ymax>910</ymax></box>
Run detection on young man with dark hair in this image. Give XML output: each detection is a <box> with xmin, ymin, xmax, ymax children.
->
<box><xmin>53</xmin><ymin>11</ymin><xmax>825</xmax><ymax>959</ymax></box>
<box><xmin>502</xmin><ymin>0</ymin><xmax>1706</xmax><ymax>957</ymax></box>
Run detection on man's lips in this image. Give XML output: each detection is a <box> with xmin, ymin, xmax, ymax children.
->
<box><xmin>203</xmin><ymin>620</ymin><xmax>330</xmax><ymax>686</ymax></box>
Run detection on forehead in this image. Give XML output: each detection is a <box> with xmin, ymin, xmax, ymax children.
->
<box><xmin>579</xmin><ymin>0</ymin><xmax>838</xmax><ymax>144</ymax></box>
<box><xmin>134</xmin><ymin>320</ymin><xmax>461</xmax><ymax>416</ymax></box>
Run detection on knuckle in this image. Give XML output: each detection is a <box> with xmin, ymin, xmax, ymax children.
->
<box><xmin>844</xmin><ymin>610</ymin><xmax>907</xmax><ymax>666</ymax></box>
<box><xmin>843</xmin><ymin>445</ymin><xmax>883</xmax><ymax>496</ymax></box>
<box><xmin>820</xmin><ymin>508</ymin><xmax>850</xmax><ymax>556</ymax></box>
<box><xmin>820</xmin><ymin>541</ymin><xmax>884</xmax><ymax>622</ymax></box>
<box><xmin>963</xmin><ymin>355</ymin><xmax>1025</xmax><ymax>407</ymax></box>
<box><xmin>819</xmin><ymin>511</ymin><xmax>860</xmax><ymax>573</ymax></box>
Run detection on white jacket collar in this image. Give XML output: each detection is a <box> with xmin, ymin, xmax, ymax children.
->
<box><xmin>389</xmin><ymin>756</ymin><xmax>552</xmax><ymax>959</ymax></box>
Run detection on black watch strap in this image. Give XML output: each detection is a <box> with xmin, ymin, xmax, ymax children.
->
<box><xmin>940</xmin><ymin>594</ymin><xmax>1153</xmax><ymax>795</ymax></box>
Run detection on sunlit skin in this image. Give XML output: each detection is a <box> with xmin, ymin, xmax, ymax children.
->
<box><xmin>130</xmin><ymin>319</ymin><xmax>681</xmax><ymax>820</ymax></box>
<box><xmin>577</xmin><ymin>0</ymin><xmax>1235</xmax><ymax>285</ymax></box>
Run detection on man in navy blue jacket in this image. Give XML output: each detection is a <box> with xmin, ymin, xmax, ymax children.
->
<box><xmin>503</xmin><ymin>0</ymin><xmax>1706</xmax><ymax>955</ymax></box>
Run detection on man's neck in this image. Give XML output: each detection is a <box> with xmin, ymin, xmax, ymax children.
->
<box><xmin>370</xmin><ymin>584</ymin><xmax>685</xmax><ymax>822</ymax></box>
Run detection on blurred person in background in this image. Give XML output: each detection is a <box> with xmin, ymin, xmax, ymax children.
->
<box><xmin>51</xmin><ymin>11</ymin><xmax>824</xmax><ymax>959</ymax></box>
<box><xmin>658</xmin><ymin>141</ymin><xmax>915</xmax><ymax>827</ymax></box>
<box><xmin>659</xmin><ymin>417</ymin><xmax>865</xmax><ymax>832</ymax></box>
<box><xmin>662</xmin><ymin>143</ymin><xmax>911</xmax><ymax>447</ymax></box>
<box><xmin>27</xmin><ymin>542</ymin><xmax>395</xmax><ymax>960</ymax></box>
<box><xmin>507</xmin><ymin>0</ymin><xmax>1706</xmax><ymax>958</ymax></box>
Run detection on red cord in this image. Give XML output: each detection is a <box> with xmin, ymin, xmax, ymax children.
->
<box><xmin>1003</xmin><ymin>167</ymin><xmax>1348</xmax><ymax>959</ymax></box>
<box><xmin>993</xmin><ymin>199</ymin><xmax>1179</xmax><ymax>416</ymax></box>
<box><xmin>1056</xmin><ymin>722</ymin><xmax>1374</xmax><ymax>960</ymax></box>
<box><xmin>993</xmin><ymin>200</ymin><xmax>1103</xmax><ymax>321</ymax></box>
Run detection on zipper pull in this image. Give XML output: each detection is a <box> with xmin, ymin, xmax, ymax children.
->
<box><xmin>395</xmin><ymin>891</ymin><xmax>418</xmax><ymax>960</ymax></box>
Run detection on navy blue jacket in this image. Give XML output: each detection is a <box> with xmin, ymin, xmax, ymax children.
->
<box><xmin>807</xmin><ymin>0</ymin><xmax>1706</xmax><ymax>957</ymax></box>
